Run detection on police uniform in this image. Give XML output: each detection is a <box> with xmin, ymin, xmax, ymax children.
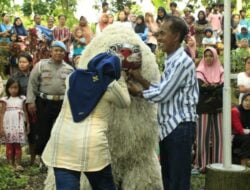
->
<box><xmin>26</xmin><ymin>58</ymin><xmax>73</xmax><ymax>155</ymax></box>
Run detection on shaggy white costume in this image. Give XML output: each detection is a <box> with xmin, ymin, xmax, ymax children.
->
<box><xmin>44</xmin><ymin>24</ymin><xmax>163</xmax><ymax>190</ymax></box>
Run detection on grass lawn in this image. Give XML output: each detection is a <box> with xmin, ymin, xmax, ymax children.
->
<box><xmin>0</xmin><ymin>145</ymin><xmax>206</xmax><ymax>190</ymax></box>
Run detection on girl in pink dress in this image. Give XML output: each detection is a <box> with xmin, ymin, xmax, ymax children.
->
<box><xmin>0</xmin><ymin>78</ymin><xmax>29</xmax><ymax>171</ymax></box>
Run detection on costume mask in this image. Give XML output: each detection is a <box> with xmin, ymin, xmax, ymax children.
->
<box><xmin>108</xmin><ymin>43</ymin><xmax>142</xmax><ymax>70</ymax></box>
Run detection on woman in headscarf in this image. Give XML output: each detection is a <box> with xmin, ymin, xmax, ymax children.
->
<box><xmin>134</xmin><ymin>15</ymin><xmax>148</xmax><ymax>42</ymax></box>
<box><xmin>194</xmin><ymin>10</ymin><xmax>210</xmax><ymax>46</ymax></box>
<box><xmin>194</xmin><ymin>47</ymin><xmax>224</xmax><ymax>172</ymax></box>
<box><xmin>156</xmin><ymin>7</ymin><xmax>170</xmax><ymax>26</ymax></box>
<box><xmin>72</xmin><ymin>16</ymin><xmax>94</xmax><ymax>45</ymax></box>
<box><xmin>96</xmin><ymin>13</ymin><xmax>109</xmax><ymax>35</ymax></box>
<box><xmin>232</xmin><ymin>93</ymin><xmax>250</xmax><ymax>165</ymax></box>
<box><xmin>12</xmin><ymin>17</ymin><xmax>27</xmax><ymax>37</ymax></box>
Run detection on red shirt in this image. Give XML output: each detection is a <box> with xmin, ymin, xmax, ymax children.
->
<box><xmin>231</xmin><ymin>107</ymin><xmax>244</xmax><ymax>135</ymax></box>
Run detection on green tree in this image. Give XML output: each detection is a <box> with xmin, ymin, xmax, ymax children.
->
<box><xmin>0</xmin><ymin>0</ymin><xmax>19</xmax><ymax>13</ymax></box>
<box><xmin>151</xmin><ymin>0</ymin><xmax>167</xmax><ymax>10</ymax></box>
<box><xmin>21</xmin><ymin>0</ymin><xmax>77</xmax><ymax>17</ymax></box>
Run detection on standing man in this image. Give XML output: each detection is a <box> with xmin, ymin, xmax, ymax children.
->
<box><xmin>128</xmin><ymin>16</ymin><xmax>199</xmax><ymax>190</ymax></box>
<box><xmin>26</xmin><ymin>41</ymin><xmax>73</xmax><ymax>157</ymax></box>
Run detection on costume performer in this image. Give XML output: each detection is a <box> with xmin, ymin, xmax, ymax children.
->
<box><xmin>44</xmin><ymin>24</ymin><xmax>163</xmax><ymax>190</ymax></box>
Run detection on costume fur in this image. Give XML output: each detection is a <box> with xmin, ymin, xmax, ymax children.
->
<box><xmin>44</xmin><ymin>24</ymin><xmax>163</xmax><ymax>190</ymax></box>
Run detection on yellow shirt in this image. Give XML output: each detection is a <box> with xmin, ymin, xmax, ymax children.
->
<box><xmin>42</xmin><ymin>77</ymin><xmax>130</xmax><ymax>172</ymax></box>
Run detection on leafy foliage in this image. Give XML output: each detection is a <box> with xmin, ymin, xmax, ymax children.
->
<box><xmin>231</xmin><ymin>49</ymin><xmax>248</xmax><ymax>73</ymax></box>
<box><xmin>0</xmin><ymin>162</ymin><xmax>29</xmax><ymax>189</ymax></box>
<box><xmin>0</xmin><ymin>0</ymin><xmax>11</xmax><ymax>13</ymax></box>
<box><xmin>21</xmin><ymin>2</ymin><xmax>32</xmax><ymax>16</ymax></box>
<box><xmin>151</xmin><ymin>0</ymin><xmax>167</xmax><ymax>10</ymax></box>
<box><xmin>20</xmin><ymin>0</ymin><xmax>77</xmax><ymax>17</ymax></box>
<box><xmin>109</xmin><ymin>0</ymin><xmax>136</xmax><ymax>12</ymax></box>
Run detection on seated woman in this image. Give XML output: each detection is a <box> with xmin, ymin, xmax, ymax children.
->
<box><xmin>134</xmin><ymin>15</ymin><xmax>148</xmax><ymax>42</ymax></box>
<box><xmin>232</xmin><ymin>93</ymin><xmax>250</xmax><ymax>164</ymax></box>
<box><xmin>237</xmin><ymin>57</ymin><xmax>250</xmax><ymax>103</ymax></box>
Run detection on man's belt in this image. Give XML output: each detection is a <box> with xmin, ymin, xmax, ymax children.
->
<box><xmin>39</xmin><ymin>92</ymin><xmax>64</xmax><ymax>101</ymax></box>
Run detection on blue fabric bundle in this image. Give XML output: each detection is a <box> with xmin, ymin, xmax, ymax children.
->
<box><xmin>68</xmin><ymin>52</ymin><xmax>121</xmax><ymax>122</ymax></box>
<box><xmin>36</xmin><ymin>25</ymin><xmax>54</xmax><ymax>41</ymax></box>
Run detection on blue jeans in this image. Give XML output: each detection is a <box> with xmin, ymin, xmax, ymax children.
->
<box><xmin>54</xmin><ymin>165</ymin><xmax>116</xmax><ymax>190</ymax></box>
<box><xmin>160</xmin><ymin>122</ymin><xmax>196</xmax><ymax>190</ymax></box>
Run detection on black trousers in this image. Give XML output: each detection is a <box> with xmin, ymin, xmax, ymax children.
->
<box><xmin>35</xmin><ymin>97</ymin><xmax>63</xmax><ymax>155</ymax></box>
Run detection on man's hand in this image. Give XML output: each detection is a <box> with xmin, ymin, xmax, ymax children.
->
<box><xmin>128</xmin><ymin>69</ymin><xmax>144</xmax><ymax>83</ymax></box>
<box><xmin>128</xmin><ymin>69</ymin><xmax>151</xmax><ymax>90</ymax></box>
<box><xmin>27</xmin><ymin>103</ymin><xmax>37</xmax><ymax>117</ymax></box>
<box><xmin>127</xmin><ymin>81</ymin><xmax>142</xmax><ymax>97</ymax></box>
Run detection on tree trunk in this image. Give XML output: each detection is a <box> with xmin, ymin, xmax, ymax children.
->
<box><xmin>205</xmin><ymin>165</ymin><xmax>250</xmax><ymax>190</ymax></box>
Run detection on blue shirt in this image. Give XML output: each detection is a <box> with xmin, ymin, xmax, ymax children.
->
<box><xmin>0</xmin><ymin>24</ymin><xmax>12</xmax><ymax>43</ymax></box>
<box><xmin>236</xmin><ymin>32</ymin><xmax>250</xmax><ymax>45</ymax></box>
<box><xmin>143</xmin><ymin>47</ymin><xmax>199</xmax><ymax>140</ymax></box>
<box><xmin>239</xmin><ymin>18</ymin><xmax>250</xmax><ymax>31</ymax></box>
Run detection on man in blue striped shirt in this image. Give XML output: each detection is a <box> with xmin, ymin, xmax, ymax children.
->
<box><xmin>128</xmin><ymin>16</ymin><xmax>199</xmax><ymax>190</ymax></box>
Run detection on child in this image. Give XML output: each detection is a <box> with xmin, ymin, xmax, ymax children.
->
<box><xmin>207</xmin><ymin>4</ymin><xmax>222</xmax><ymax>37</ymax></box>
<box><xmin>202</xmin><ymin>28</ymin><xmax>218</xmax><ymax>48</ymax></box>
<box><xmin>236</xmin><ymin>38</ymin><xmax>250</xmax><ymax>58</ymax></box>
<box><xmin>13</xmin><ymin>53</ymin><xmax>32</xmax><ymax>95</ymax></box>
<box><xmin>72</xmin><ymin>28</ymin><xmax>86</xmax><ymax>58</ymax></box>
<box><xmin>0</xmin><ymin>78</ymin><xmax>29</xmax><ymax>171</ymax></box>
<box><xmin>13</xmin><ymin>53</ymin><xmax>36</xmax><ymax>165</ymax></box>
<box><xmin>185</xmin><ymin>35</ymin><xmax>198</xmax><ymax>63</ymax></box>
<box><xmin>108</xmin><ymin>14</ymin><xmax>114</xmax><ymax>24</ymax></box>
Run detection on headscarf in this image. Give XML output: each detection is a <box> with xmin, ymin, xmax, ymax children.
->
<box><xmin>238</xmin><ymin>93</ymin><xmax>250</xmax><ymax>129</ymax></box>
<box><xmin>12</xmin><ymin>17</ymin><xmax>27</xmax><ymax>36</ymax></box>
<box><xmin>196</xmin><ymin>10</ymin><xmax>208</xmax><ymax>25</ymax></box>
<box><xmin>196</xmin><ymin>47</ymin><xmax>224</xmax><ymax>84</ymax></box>
<box><xmin>68</xmin><ymin>52</ymin><xmax>121</xmax><ymax>122</ymax></box>
<box><xmin>134</xmin><ymin>15</ymin><xmax>146</xmax><ymax>34</ymax></box>
<box><xmin>156</xmin><ymin>7</ymin><xmax>170</xmax><ymax>24</ymax></box>
<box><xmin>98</xmin><ymin>13</ymin><xmax>109</xmax><ymax>32</ymax></box>
<box><xmin>186</xmin><ymin>36</ymin><xmax>197</xmax><ymax>60</ymax></box>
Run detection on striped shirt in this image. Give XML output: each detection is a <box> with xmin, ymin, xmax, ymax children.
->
<box><xmin>143</xmin><ymin>47</ymin><xmax>199</xmax><ymax>140</ymax></box>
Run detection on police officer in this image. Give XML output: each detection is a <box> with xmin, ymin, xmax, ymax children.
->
<box><xmin>26</xmin><ymin>41</ymin><xmax>73</xmax><ymax>156</ymax></box>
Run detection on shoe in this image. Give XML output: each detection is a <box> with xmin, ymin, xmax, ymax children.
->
<box><xmin>39</xmin><ymin>162</ymin><xmax>47</xmax><ymax>173</ymax></box>
<box><xmin>191</xmin><ymin>168</ymin><xmax>200</xmax><ymax>175</ymax></box>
